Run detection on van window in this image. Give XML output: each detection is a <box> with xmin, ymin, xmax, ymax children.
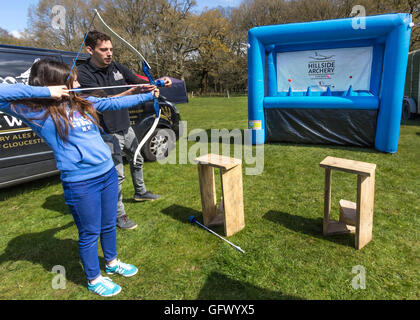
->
<box><xmin>60</xmin><ymin>54</ymin><xmax>88</xmax><ymax>67</ymax></box>
<box><xmin>0</xmin><ymin>51</ymin><xmax>59</xmax><ymax>84</ymax></box>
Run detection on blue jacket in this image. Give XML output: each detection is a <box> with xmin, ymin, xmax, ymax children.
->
<box><xmin>0</xmin><ymin>83</ymin><xmax>153</xmax><ymax>182</ymax></box>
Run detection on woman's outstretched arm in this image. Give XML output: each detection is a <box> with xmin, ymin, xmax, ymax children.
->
<box><xmin>86</xmin><ymin>90</ymin><xmax>158</xmax><ymax>112</ymax></box>
<box><xmin>0</xmin><ymin>84</ymin><xmax>68</xmax><ymax>109</ymax></box>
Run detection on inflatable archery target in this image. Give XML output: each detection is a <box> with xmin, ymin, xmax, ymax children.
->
<box><xmin>247</xmin><ymin>14</ymin><xmax>413</xmax><ymax>153</ymax></box>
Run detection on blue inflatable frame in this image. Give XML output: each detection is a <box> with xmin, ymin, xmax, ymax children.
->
<box><xmin>248</xmin><ymin>13</ymin><xmax>413</xmax><ymax>153</ymax></box>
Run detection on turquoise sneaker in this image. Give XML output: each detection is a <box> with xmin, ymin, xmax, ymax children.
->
<box><xmin>88</xmin><ymin>276</ymin><xmax>121</xmax><ymax>297</ymax></box>
<box><xmin>106</xmin><ymin>259</ymin><xmax>138</xmax><ymax>277</ymax></box>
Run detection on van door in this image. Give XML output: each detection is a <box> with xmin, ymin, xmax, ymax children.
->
<box><xmin>0</xmin><ymin>50</ymin><xmax>60</xmax><ymax>188</ymax></box>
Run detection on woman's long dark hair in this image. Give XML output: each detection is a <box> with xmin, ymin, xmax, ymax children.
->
<box><xmin>12</xmin><ymin>59</ymin><xmax>101</xmax><ymax>140</ymax></box>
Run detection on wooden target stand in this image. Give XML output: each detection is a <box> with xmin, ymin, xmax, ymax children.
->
<box><xmin>320</xmin><ymin>156</ymin><xmax>376</xmax><ymax>250</ymax></box>
<box><xmin>195</xmin><ymin>154</ymin><xmax>245</xmax><ymax>237</ymax></box>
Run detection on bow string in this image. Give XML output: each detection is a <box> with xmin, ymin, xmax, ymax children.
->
<box><xmin>71</xmin><ymin>9</ymin><xmax>165</xmax><ymax>165</ymax></box>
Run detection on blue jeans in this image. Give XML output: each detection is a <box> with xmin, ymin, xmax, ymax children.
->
<box><xmin>62</xmin><ymin>168</ymin><xmax>118</xmax><ymax>281</ymax></box>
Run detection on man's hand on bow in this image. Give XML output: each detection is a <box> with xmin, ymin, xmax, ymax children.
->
<box><xmin>152</xmin><ymin>88</ymin><xmax>160</xmax><ymax>98</ymax></box>
<box><xmin>158</xmin><ymin>77</ymin><xmax>172</xmax><ymax>88</ymax></box>
<box><xmin>136</xmin><ymin>84</ymin><xmax>157</xmax><ymax>93</ymax></box>
<box><xmin>110</xmin><ymin>83</ymin><xmax>156</xmax><ymax>98</ymax></box>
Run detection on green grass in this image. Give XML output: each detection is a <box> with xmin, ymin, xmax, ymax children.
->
<box><xmin>0</xmin><ymin>96</ymin><xmax>419</xmax><ymax>300</ymax></box>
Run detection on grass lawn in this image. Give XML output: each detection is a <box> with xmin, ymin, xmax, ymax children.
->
<box><xmin>0</xmin><ymin>96</ymin><xmax>419</xmax><ymax>300</ymax></box>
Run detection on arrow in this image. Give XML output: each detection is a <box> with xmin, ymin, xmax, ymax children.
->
<box><xmin>67</xmin><ymin>83</ymin><xmax>152</xmax><ymax>92</ymax></box>
<box><xmin>189</xmin><ymin>216</ymin><xmax>245</xmax><ymax>254</ymax></box>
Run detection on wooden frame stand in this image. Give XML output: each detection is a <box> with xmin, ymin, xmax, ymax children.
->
<box><xmin>195</xmin><ymin>154</ymin><xmax>245</xmax><ymax>237</ymax></box>
<box><xmin>320</xmin><ymin>156</ymin><xmax>376</xmax><ymax>250</ymax></box>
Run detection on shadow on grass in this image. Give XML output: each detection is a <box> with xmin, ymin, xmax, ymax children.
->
<box><xmin>161</xmin><ymin>206</ymin><xmax>305</xmax><ymax>299</ymax></box>
<box><xmin>42</xmin><ymin>194</ymin><xmax>70</xmax><ymax>215</ymax></box>
<box><xmin>197</xmin><ymin>271</ymin><xmax>303</xmax><ymax>300</ymax></box>
<box><xmin>0</xmin><ymin>175</ymin><xmax>61</xmax><ymax>201</ymax></box>
<box><xmin>263</xmin><ymin>210</ymin><xmax>354</xmax><ymax>248</ymax></box>
<box><xmin>161</xmin><ymin>204</ymin><xmax>225</xmax><ymax>235</ymax></box>
<box><xmin>161</xmin><ymin>204</ymin><xmax>202</xmax><ymax>225</ymax></box>
<box><xmin>0</xmin><ymin>222</ymin><xmax>86</xmax><ymax>287</ymax></box>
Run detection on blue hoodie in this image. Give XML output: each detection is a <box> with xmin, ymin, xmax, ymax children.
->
<box><xmin>0</xmin><ymin>83</ymin><xmax>154</xmax><ymax>182</ymax></box>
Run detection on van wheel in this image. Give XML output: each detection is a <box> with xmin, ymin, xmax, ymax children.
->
<box><xmin>142</xmin><ymin>128</ymin><xmax>176</xmax><ymax>161</ymax></box>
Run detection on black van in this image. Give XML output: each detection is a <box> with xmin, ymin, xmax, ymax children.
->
<box><xmin>0</xmin><ymin>44</ymin><xmax>182</xmax><ymax>189</ymax></box>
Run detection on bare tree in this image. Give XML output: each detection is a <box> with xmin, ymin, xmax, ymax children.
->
<box><xmin>21</xmin><ymin>0</ymin><xmax>419</xmax><ymax>94</ymax></box>
<box><xmin>26</xmin><ymin>0</ymin><xmax>97</xmax><ymax>51</ymax></box>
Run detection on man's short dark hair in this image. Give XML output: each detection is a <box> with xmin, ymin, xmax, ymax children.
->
<box><xmin>86</xmin><ymin>30</ymin><xmax>112</xmax><ymax>49</ymax></box>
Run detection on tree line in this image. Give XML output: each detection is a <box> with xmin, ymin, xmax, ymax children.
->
<box><xmin>1</xmin><ymin>0</ymin><xmax>419</xmax><ymax>95</ymax></box>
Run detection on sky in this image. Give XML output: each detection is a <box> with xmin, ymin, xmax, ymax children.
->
<box><xmin>0</xmin><ymin>0</ymin><xmax>243</xmax><ymax>37</ymax></box>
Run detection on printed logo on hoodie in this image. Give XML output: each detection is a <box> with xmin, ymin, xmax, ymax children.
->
<box><xmin>71</xmin><ymin>111</ymin><xmax>93</xmax><ymax>132</ymax></box>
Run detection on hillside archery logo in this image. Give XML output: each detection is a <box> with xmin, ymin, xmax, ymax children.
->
<box><xmin>308</xmin><ymin>52</ymin><xmax>336</xmax><ymax>77</ymax></box>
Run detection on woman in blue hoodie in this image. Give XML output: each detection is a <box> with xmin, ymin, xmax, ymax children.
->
<box><xmin>0</xmin><ymin>59</ymin><xmax>159</xmax><ymax>297</ymax></box>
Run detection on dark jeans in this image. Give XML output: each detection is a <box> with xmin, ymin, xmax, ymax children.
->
<box><xmin>102</xmin><ymin>127</ymin><xmax>146</xmax><ymax>218</ymax></box>
<box><xmin>62</xmin><ymin>168</ymin><xmax>118</xmax><ymax>281</ymax></box>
